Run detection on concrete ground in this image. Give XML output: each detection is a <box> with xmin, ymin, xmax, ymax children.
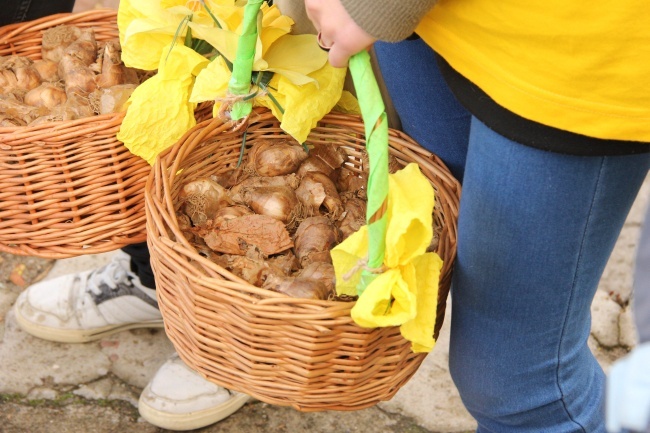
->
<box><xmin>1</xmin><ymin>1</ymin><xmax>648</xmax><ymax>431</ymax></box>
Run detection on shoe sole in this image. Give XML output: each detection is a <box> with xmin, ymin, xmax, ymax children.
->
<box><xmin>138</xmin><ymin>391</ymin><xmax>251</xmax><ymax>431</ymax></box>
<box><xmin>13</xmin><ymin>308</ymin><xmax>164</xmax><ymax>343</ymax></box>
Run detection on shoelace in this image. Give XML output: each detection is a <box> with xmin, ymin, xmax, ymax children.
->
<box><xmin>85</xmin><ymin>257</ymin><xmax>129</xmax><ymax>297</ymax></box>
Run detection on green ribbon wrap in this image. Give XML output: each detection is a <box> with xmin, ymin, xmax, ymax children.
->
<box><xmin>228</xmin><ymin>0</ymin><xmax>263</xmax><ymax>120</ymax></box>
<box><xmin>348</xmin><ymin>51</ymin><xmax>388</xmax><ymax>296</ymax></box>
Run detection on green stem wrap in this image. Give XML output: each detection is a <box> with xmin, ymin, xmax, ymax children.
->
<box><xmin>348</xmin><ymin>51</ymin><xmax>389</xmax><ymax>296</ymax></box>
<box><xmin>227</xmin><ymin>0</ymin><xmax>263</xmax><ymax>120</ymax></box>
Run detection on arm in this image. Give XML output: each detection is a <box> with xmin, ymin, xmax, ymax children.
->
<box><xmin>304</xmin><ymin>0</ymin><xmax>437</xmax><ymax>67</ymax></box>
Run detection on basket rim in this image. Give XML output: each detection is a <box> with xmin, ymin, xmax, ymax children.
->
<box><xmin>0</xmin><ymin>9</ymin><xmax>118</xmax><ymax>42</ymax></box>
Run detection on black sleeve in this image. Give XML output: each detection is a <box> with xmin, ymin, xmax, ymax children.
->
<box><xmin>0</xmin><ymin>0</ymin><xmax>76</xmax><ymax>26</ymax></box>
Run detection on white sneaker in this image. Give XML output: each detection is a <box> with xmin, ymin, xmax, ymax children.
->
<box><xmin>139</xmin><ymin>354</ymin><xmax>251</xmax><ymax>431</ymax></box>
<box><xmin>13</xmin><ymin>251</ymin><xmax>163</xmax><ymax>343</ymax></box>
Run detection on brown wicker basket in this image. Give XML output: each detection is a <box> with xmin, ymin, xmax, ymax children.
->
<box><xmin>146</xmin><ymin>107</ymin><xmax>461</xmax><ymax>411</ymax></box>
<box><xmin>0</xmin><ymin>10</ymin><xmax>211</xmax><ymax>258</ymax></box>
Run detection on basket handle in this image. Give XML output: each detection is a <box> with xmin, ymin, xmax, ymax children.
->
<box><xmin>227</xmin><ymin>1</ymin><xmax>389</xmax><ymax>295</ymax></box>
<box><xmin>347</xmin><ymin>51</ymin><xmax>389</xmax><ymax>295</ymax></box>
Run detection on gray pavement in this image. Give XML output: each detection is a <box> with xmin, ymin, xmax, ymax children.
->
<box><xmin>0</xmin><ymin>174</ymin><xmax>647</xmax><ymax>432</ymax></box>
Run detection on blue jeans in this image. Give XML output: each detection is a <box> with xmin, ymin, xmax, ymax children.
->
<box><xmin>374</xmin><ymin>39</ymin><xmax>470</xmax><ymax>182</ymax></box>
<box><xmin>0</xmin><ymin>0</ymin><xmax>75</xmax><ymax>25</ymax></box>
<box><xmin>375</xmin><ymin>39</ymin><xmax>650</xmax><ymax>432</ymax></box>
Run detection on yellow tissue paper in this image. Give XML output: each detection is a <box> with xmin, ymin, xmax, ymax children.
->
<box><xmin>384</xmin><ymin>163</ymin><xmax>435</xmax><ymax>268</ymax></box>
<box><xmin>331</xmin><ymin>163</ymin><xmax>442</xmax><ymax>352</ymax></box>
<box><xmin>189</xmin><ymin>29</ymin><xmax>341</xmax><ymax>144</ymax></box>
<box><xmin>334</xmin><ymin>91</ymin><xmax>362</xmax><ymax>115</ymax></box>
<box><xmin>400</xmin><ymin>252</ymin><xmax>442</xmax><ymax>352</ymax></box>
<box><xmin>256</xmin><ymin>62</ymin><xmax>346</xmax><ymax>143</ymax></box>
<box><xmin>262</xmin><ymin>34</ymin><xmax>328</xmax><ymax>84</ymax></box>
<box><xmin>118</xmin><ymin>0</ymin><xmax>214</xmax><ymax>71</ymax></box>
<box><xmin>350</xmin><ymin>265</ymin><xmax>417</xmax><ymax>328</ymax></box>
<box><xmin>117</xmin><ymin>44</ymin><xmax>209</xmax><ymax>164</ymax></box>
<box><xmin>259</xmin><ymin>4</ymin><xmax>293</xmax><ymax>57</ymax></box>
<box><xmin>189</xmin><ymin>55</ymin><xmax>231</xmax><ymax>115</ymax></box>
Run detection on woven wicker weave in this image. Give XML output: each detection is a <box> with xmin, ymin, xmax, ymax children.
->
<box><xmin>0</xmin><ymin>10</ymin><xmax>211</xmax><ymax>258</ymax></box>
<box><xmin>146</xmin><ymin>108</ymin><xmax>461</xmax><ymax>411</ymax></box>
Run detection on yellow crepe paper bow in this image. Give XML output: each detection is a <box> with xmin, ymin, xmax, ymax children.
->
<box><xmin>331</xmin><ymin>163</ymin><xmax>443</xmax><ymax>353</ymax></box>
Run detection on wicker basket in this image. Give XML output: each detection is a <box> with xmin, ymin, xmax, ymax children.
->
<box><xmin>146</xmin><ymin>107</ymin><xmax>461</xmax><ymax>411</ymax></box>
<box><xmin>0</xmin><ymin>10</ymin><xmax>212</xmax><ymax>258</ymax></box>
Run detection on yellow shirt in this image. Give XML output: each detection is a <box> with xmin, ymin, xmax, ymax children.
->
<box><xmin>416</xmin><ymin>0</ymin><xmax>650</xmax><ymax>142</ymax></box>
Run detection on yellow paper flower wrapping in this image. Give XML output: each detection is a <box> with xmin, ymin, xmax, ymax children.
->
<box><xmin>255</xmin><ymin>63</ymin><xmax>347</xmax><ymax>143</ymax></box>
<box><xmin>117</xmin><ymin>44</ymin><xmax>209</xmax><ymax>165</ymax></box>
<box><xmin>117</xmin><ymin>0</ymin><xmax>357</xmax><ymax>164</ymax></box>
<box><xmin>118</xmin><ymin>0</ymin><xmax>214</xmax><ymax>71</ymax></box>
<box><xmin>331</xmin><ymin>163</ymin><xmax>443</xmax><ymax>353</ymax></box>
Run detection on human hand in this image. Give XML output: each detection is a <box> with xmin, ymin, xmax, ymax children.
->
<box><xmin>304</xmin><ymin>0</ymin><xmax>376</xmax><ymax>68</ymax></box>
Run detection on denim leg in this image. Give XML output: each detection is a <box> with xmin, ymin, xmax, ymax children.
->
<box><xmin>374</xmin><ymin>39</ymin><xmax>471</xmax><ymax>182</ymax></box>
<box><xmin>449</xmin><ymin>117</ymin><xmax>650</xmax><ymax>432</ymax></box>
<box><xmin>0</xmin><ymin>0</ymin><xmax>75</xmax><ymax>25</ymax></box>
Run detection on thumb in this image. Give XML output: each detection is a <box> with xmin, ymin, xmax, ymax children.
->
<box><xmin>327</xmin><ymin>45</ymin><xmax>353</xmax><ymax>68</ymax></box>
